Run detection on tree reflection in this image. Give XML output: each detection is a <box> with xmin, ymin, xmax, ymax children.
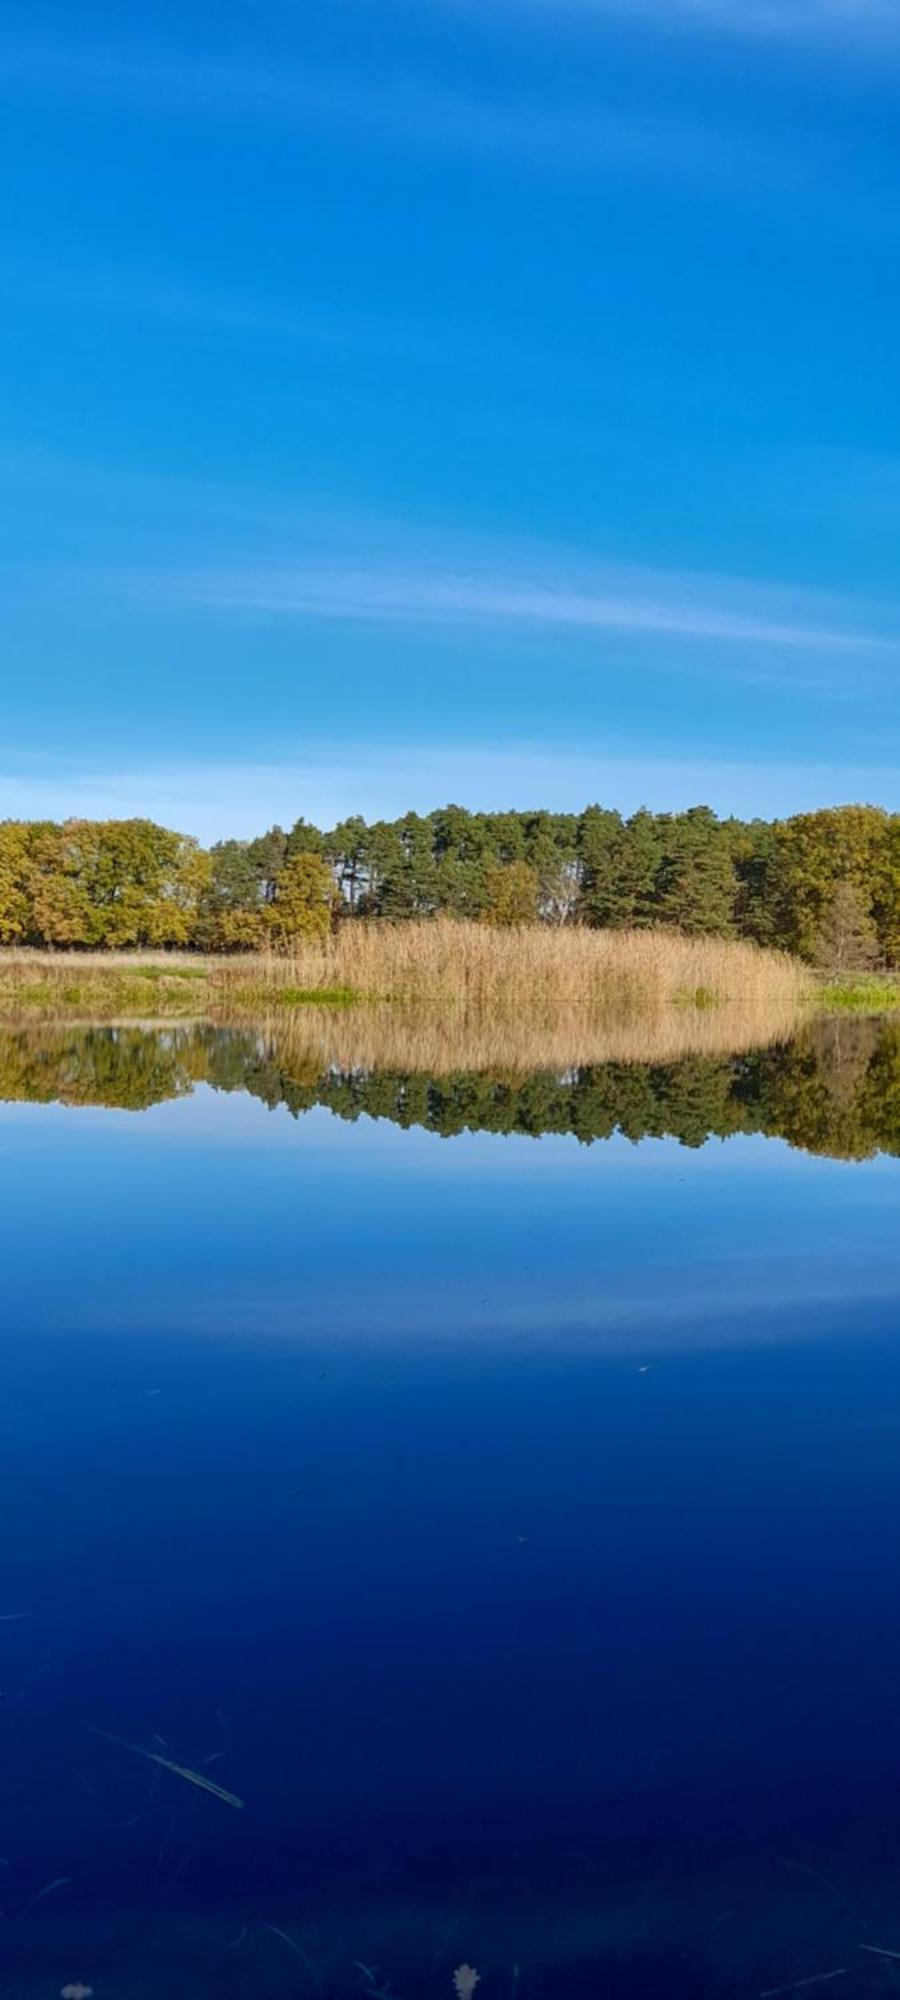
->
<box><xmin>0</xmin><ymin>1016</ymin><xmax>897</xmax><ymax>1161</ymax></box>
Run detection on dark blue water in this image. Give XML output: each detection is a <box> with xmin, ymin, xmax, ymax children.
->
<box><xmin>1</xmin><ymin>1026</ymin><xmax>899</xmax><ymax>1998</ymax></box>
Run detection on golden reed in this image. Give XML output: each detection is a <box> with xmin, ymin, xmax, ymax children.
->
<box><xmin>0</xmin><ymin>922</ymin><xmax>810</xmax><ymax>1068</ymax></box>
<box><xmin>223</xmin><ymin>920</ymin><xmax>810</xmax><ymax>1068</ymax></box>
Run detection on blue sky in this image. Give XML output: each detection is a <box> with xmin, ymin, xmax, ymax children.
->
<box><xmin>3</xmin><ymin>0</ymin><xmax>900</xmax><ymax>838</ymax></box>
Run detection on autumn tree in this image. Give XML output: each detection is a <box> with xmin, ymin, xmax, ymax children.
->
<box><xmin>211</xmin><ymin>907</ymin><xmax>269</xmax><ymax>951</ymax></box>
<box><xmin>1</xmin><ymin>801</ymin><xmax>895</xmax><ymax>957</ymax></box>
<box><xmin>0</xmin><ymin>822</ymin><xmax>32</xmax><ymax>943</ymax></box>
<box><xmin>25</xmin><ymin>823</ymin><xmax>96</xmax><ymax>946</ymax></box>
<box><xmin>265</xmin><ymin>852</ymin><xmax>336</xmax><ymax>947</ymax></box>
<box><xmin>814</xmin><ymin>880</ymin><xmax>880</xmax><ymax>973</ymax></box>
<box><xmin>482</xmin><ymin>860</ymin><xmax>540</xmax><ymax>926</ymax></box>
<box><xmin>773</xmin><ymin>806</ymin><xmax>893</xmax><ymax>961</ymax></box>
<box><xmin>882</xmin><ymin>815</ymin><xmax>900</xmax><ymax>967</ymax></box>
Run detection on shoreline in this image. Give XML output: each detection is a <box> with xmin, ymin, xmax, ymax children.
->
<box><xmin>0</xmin><ymin>925</ymin><xmax>812</xmax><ymax>1028</ymax></box>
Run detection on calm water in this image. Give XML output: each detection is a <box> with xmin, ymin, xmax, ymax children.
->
<box><xmin>1</xmin><ymin>1020</ymin><xmax>899</xmax><ymax>1999</ymax></box>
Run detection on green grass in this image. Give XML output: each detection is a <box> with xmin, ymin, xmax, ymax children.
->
<box><xmin>129</xmin><ymin>962</ymin><xmax>207</xmax><ymax>981</ymax></box>
<box><xmin>13</xmin><ymin>982</ymin><xmax>56</xmax><ymax>1006</ymax></box>
<box><xmin>0</xmin><ymin>968</ymin><xmax>207</xmax><ymax>1019</ymax></box>
<box><xmin>0</xmin><ymin>959</ymin><xmax>363</xmax><ymax>1020</ymax></box>
<box><xmin>817</xmin><ymin>973</ymin><xmax>900</xmax><ymax>1013</ymax></box>
<box><xmin>243</xmin><ymin>983</ymin><xmax>360</xmax><ymax>1009</ymax></box>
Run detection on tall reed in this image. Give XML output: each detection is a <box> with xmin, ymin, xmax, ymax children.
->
<box><xmin>215</xmin><ymin>919</ymin><xmax>809</xmax><ymax>1015</ymax></box>
<box><xmin>0</xmin><ymin>923</ymin><xmax>810</xmax><ymax>1067</ymax></box>
<box><xmin>217</xmin><ymin>921</ymin><xmax>810</xmax><ymax>1068</ymax></box>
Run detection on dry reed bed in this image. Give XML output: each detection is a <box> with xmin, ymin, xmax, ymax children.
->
<box><xmin>0</xmin><ymin>924</ymin><xmax>810</xmax><ymax>1067</ymax></box>
<box><xmin>216</xmin><ymin>921</ymin><xmax>809</xmax><ymax>1013</ymax></box>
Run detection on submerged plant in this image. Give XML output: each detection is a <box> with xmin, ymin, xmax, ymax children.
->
<box><xmin>85</xmin><ymin>1723</ymin><xmax>244</xmax><ymax>1808</ymax></box>
<box><xmin>355</xmin><ymin>1963</ymin><xmax>401</xmax><ymax>2000</ymax></box>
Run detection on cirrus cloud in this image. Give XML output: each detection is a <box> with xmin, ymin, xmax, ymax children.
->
<box><xmin>114</xmin><ymin>554</ymin><xmax>895</xmax><ymax>660</ymax></box>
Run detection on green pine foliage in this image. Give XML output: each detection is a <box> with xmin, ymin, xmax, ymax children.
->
<box><xmin>0</xmin><ymin>802</ymin><xmax>897</xmax><ymax>962</ymax></box>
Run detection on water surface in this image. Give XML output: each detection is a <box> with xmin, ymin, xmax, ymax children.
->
<box><xmin>0</xmin><ymin>1020</ymin><xmax>898</xmax><ymax>1999</ymax></box>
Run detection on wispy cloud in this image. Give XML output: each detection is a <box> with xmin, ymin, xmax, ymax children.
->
<box><xmin>115</xmin><ymin>555</ymin><xmax>893</xmax><ymax>658</ymax></box>
<box><xmin>5</xmin><ymin>447</ymin><xmax>898</xmax><ymax>685</ymax></box>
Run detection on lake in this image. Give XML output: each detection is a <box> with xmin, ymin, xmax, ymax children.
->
<box><xmin>0</xmin><ymin>1017</ymin><xmax>898</xmax><ymax>2000</ymax></box>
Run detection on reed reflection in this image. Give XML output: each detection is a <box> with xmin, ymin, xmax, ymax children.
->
<box><xmin>0</xmin><ymin>1015</ymin><xmax>896</xmax><ymax>1161</ymax></box>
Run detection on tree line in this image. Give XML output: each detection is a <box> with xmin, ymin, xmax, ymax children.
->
<box><xmin>0</xmin><ymin>802</ymin><xmax>897</xmax><ymax>964</ymax></box>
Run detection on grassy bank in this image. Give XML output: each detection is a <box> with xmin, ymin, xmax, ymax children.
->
<box><xmin>816</xmin><ymin>972</ymin><xmax>900</xmax><ymax>1013</ymax></box>
<box><xmin>0</xmin><ymin>925</ymin><xmax>810</xmax><ymax>1063</ymax></box>
<box><xmin>0</xmin><ymin>956</ymin><xmax>212</xmax><ymax>1020</ymax></box>
<box><xmin>0</xmin><ymin>924</ymin><xmax>809</xmax><ymax>1015</ymax></box>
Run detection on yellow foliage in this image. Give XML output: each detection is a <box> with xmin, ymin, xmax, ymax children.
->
<box><xmin>265</xmin><ymin>852</ymin><xmax>336</xmax><ymax>948</ymax></box>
